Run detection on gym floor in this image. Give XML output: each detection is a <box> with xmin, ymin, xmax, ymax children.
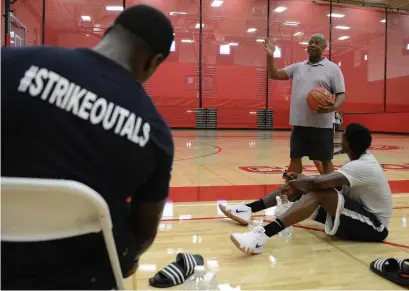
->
<box><xmin>125</xmin><ymin>130</ymin><xmax>409</xmax><ymax>290</ymax></box>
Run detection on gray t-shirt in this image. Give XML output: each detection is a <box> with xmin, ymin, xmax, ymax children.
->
<box><xmin>284</xmin><ymin>58</ymin><xmax>345</xmax><ymax>129</ymax></box>
<box><xmin>337</xmin><ymin>153</ymin><xmax>393</xmax><ymax>227</ymax></box>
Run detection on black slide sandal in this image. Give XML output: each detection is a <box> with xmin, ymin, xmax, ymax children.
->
<box><xmin>149</xmin><ymin>253</ymin><xmax>204</xmax><ymax>288</ymax></box>
<box><xmin>398</xmin><ymin>259</ymin><xmax>409</xmax><ymax>278</ymax></box>
<box><xmin>370</xmin><ymin>258</ymin><xmax>409</xmax><ymax>288</ymax></box>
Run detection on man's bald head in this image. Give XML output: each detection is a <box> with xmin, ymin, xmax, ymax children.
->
<box><xmin>309</xmin><ymin>33</ymin><xmax>327</xmax><ymax>45</ymax></box>
<box><xmin>307</xmin><ymin>33</ymin><xmax>327</xmax><ymax>59</ymax></box>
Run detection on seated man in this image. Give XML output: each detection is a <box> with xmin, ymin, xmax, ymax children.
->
<box><xmin>2</xmin><ymin>5</ymin><xmax>174</xmax><ymax>289</ymax></box>
<box><xmin>227</xmin><ymin>123</ymin><xmax>393</xmax><ymax>254</ymax></box>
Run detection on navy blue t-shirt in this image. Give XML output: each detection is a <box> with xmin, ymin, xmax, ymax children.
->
<box><xmin>1</xmin><ymin>46</ymin><xmax>174</xmax><ymax>288</ymax></box>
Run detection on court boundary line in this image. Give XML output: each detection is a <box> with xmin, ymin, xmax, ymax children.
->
<box><xmin>175</xmin><ymin>145</ymin><xmax>222</xmax><ymax>161</ymax></box>
<box><xmin>173</xmin><ymin>134</ymin><xmax>409</xmax><ymax>139</ymax></box>
<box><xmin>160</xmin><ymin>208</ymin><xmax>409</xmax><ymax>250</ymax></box>
<box><xmin>293</xmin><ymin>223</ymin><xmax>400</xmax><ymax>284</ymax></box>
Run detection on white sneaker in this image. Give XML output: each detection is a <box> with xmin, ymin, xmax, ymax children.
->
<box><xmin>230</xmin><ymin>226</ymin><xmax>269</xmax><ymax>255</ymax></box>
<box><xmin>218</xmin><ymin>203</ymin><xmax>252</xmax><ymax>226</ymax></box>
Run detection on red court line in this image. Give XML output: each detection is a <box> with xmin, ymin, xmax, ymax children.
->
<box><xmin>173</xmin><ymin>134</ymin><xmax>409</xmax><ymax>139</ymax></box>
<box><xmin>160</xmin><ymin>204</ymin><xmax>408</xmax><ymax>223</ymax></box>
<box><xmin>289</xmin><ymin>224</ymin><xmax>409</xmax><ymax>250</ymax></box>
<box><xmin>161</xmin><ymin>214</ymin><xmax>266</xmax><ymax>223</ymax></box>
<box><xmin>382</xmin><ymin>241</ymin><xmax>409</xmax><ymax>249</ymax></box>
<box><xmin>168</xmin><ymin>180</ymin><xmax>409</xmax><ymax>203</ymax></box>
<box><xmin>160</xmin><ymin>212</ymin><xmax>409</xmax><ymax>250</ymax></box>
<box><xmin>175</xmin><ymin>145</ymin><xmax>221</xmax><ymax>161</ymax></box>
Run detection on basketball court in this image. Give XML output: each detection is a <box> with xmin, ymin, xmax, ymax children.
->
<box><xmin>121</xmin><ymin>130</ymin><xmax>409</xmax><ymax>290</ymax></box>
<box><xmin>2</xmin><ymin>0</ymin><xmax>408</xmax><ymax>289</ymax></box>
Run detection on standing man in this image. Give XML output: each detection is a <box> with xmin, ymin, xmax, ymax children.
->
<box><xmin>218</xmin><ymin>34</ymin><xmax>346</xmax><ymax>226</ymax></box>
<box><xmin>2</xmin><ymin>5</ymin><xmax>174</xmax><ymax>289</ymax></box>
<box><xmin>266</xmin><ymin>33</ymin><xmax>346</xmax><ymax>174</ymax></box>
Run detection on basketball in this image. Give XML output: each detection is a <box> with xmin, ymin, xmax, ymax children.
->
<box><xmin>306</xmin><ymin>87</ymin><xmax>333</xmax><ymax>111</ymax></box>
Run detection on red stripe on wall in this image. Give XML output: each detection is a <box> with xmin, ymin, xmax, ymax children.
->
<box><xmin>343</xmin><ymin>112</ymin><xmax>409</xmax><ymax>133</ymax></box>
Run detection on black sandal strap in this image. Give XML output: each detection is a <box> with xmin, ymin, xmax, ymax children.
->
<box><xmin>159</xmin><ymin>262</ymin><xmax>186</xmax><ymax>285</ymax></box>
<box><xmin>177</xmin><ymin>253</ymin><xmax>199</xmax><ymax>277</ymax></box>
<box><xmin>373</xmin><ymin>258</ymin><xmax>400</xmax><ymax>273</ymax></box>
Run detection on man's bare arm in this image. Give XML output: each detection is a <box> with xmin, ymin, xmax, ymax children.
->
<box><xmin>334</xmin><ymin>92</ymin><xmax>346</xmax><ymax>109</ymax></box>
<box><xmin>288</xmin><ymin>171</ymin><xmax>350</xmax><ymax>193</ymax></box>
<box><xmin>267</xmin><ymin>57</ymin><xmax>290</xmax><ymax>80</ymax></box>
<box><xmin>263</xmin><ymin>38</ymin><xmax>290</xmax><ymax>80</ymax></box>
<box><xmin>130</xmin><ymin>199</ymin><xmax>166</xmax><ymax>259</ymax></box>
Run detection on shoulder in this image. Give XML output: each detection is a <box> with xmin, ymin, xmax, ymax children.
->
<box><xmin>341</xmin><ymin>153</ymin><xmax>375</xmax><ymax>170</ymax></box>
<box><xmin>325</xmin><ymin>60</ymin><xmax>343</xmax><ymax>73</ymax></box>
<box><xmin>2</xmin><ymin>46</ymin><xmax>71</xmax><ymax>59</ymax></box>
<box><xmin>292</xmin><ymin>61</ymin><xmax>306</xmax><ymax>68</ymax></box>
<box><xmin>132</xmin><ymin>90</ymin><xmax>174</xmax><ymax>158</ymax></box>
<box><xmin>285</xmin><ymin>61</ymin><xmax>304</xmax><ymax>73</ymax></box>
<box><xmin>2</xmin><ymin>46</ymin><xmax>77</xmax><ymax>73</ymax></box>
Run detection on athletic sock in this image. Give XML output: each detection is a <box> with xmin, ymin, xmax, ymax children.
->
<box><xmin>245</xmin><ymin>199</ymin><xmax>266</xmax><ymax>213</ymax></box>
<box><xmin>263</xmin><ymin>218</ymin><xmax>285</xmax><ymax>237</ymax></box>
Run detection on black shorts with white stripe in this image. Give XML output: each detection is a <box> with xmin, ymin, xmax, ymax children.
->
<box><xmin>311</xmin><ymin>193</ymin><xmax>389</xmax><ymax>242</ymax></box>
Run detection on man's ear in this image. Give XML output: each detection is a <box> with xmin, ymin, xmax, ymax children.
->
<box><xmin>145</xmin><ymin>53</ymin><xmax>164</xmax><ymax>73</ymax></box>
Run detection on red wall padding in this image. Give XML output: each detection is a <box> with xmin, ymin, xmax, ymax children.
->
<box><xmin>343</xmin><ymin>113</ymin><xmax>409</xmax><ymax>133</ymax></box>
<box><xmin>6</xmin><ymin>0</ymin><xmax>409</xmax><ymax>133</ymax></box>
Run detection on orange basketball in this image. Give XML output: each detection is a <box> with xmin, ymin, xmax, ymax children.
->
<box><xmin>307</xmin><ymin>87</ymin><xmax>334</xmax><ymax>111</ymax></box>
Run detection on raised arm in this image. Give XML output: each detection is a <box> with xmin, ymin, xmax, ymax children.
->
<box><xmin>263</xmin><ymin>38</ymin><xmax>291</xmax><ymax>80</ymax></box>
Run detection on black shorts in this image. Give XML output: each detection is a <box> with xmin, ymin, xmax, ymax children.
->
<box><xmin>310</xmin><ymin>191</ymin><xmax>389</xmax><ymax>242</ymax></box>
<box><xmin>290</xmin><ymin>126</ymin><xmax>334</xmax><ymax>161</ymax></box>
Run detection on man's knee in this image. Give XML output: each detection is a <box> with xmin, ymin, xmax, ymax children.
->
<box><xmin>298</xmin><ymin>191</ymin><xmax>318</xmax><ymax>204</ymax></box>
<box><xmin>314</xmin><ymin>189</ymin><xmax>339</xmax><ymax>217</ymax></box>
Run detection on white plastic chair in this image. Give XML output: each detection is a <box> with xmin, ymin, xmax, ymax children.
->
<box><xmin>1</xmin><ymin>177</ymin><xmax>125</xmax><ymax>290</ymax></box>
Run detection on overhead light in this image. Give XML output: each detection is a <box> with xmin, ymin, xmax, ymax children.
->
<box><xmin>105</xmin><ymin>6</ymin><xmax>123</xmax><ymax>11</ymax></box>
<box><xmin>293</xmin><ymin>32</ymin><xmax>304</xmax><ymax>36</ymax></box>
<box><xmin>327</xmin><ymin>13</ymin><xmax>345</xmax><ymax>18</ymax></box>
<box><xmin>406</xmin><ymin>43</ymin><xmax>409</xmax><ymax>50</ymax></box>
<box><xmin>195</xmin><ymin>23</ymin><xmax>204</xmax><ymax>29</ymax></box>
<box><xmin>229</xmin><ymin>42</ymin><xmax>239</xmax><ymax>46</ymax></box>
<box><xmin>211</xmin><ymin>0</ymin><xmax>223</xmax><ymax>7</ymax></box>
<box><xmin>380</xmin><ymin>19</ymin><xmax>386</xmax><ymax>23</ymax></box>
<box><xmin>81</xmin><ymin>15</ymin><xmax>91</xmax><ymax>21</ymax></box>
<box><xmin>274</xmin><ymin>6</ymin><xmax>287</xmax><ymax>12</ymax></box>
<box><xmin>299</xmin><ymin>42</ymin><xmax>308</xmax><ymax>45</ymax></box>
<box><xmin>273</xmin><ymin>46</ymin><xmax>281</xmax><ymax>58</ymax></box>
<box><xmin>247</xmin><ymin>28</ymin><xmax>257</xmax><ymax>33</ymax></box>
<box><xmin>335</xmin><ymin>25</ymin><xmax>350</xmax><ymax>30</ymax></box>
<box><xmin>256</xmin><ymin>39</ymin><xmax>264</xmax><ymax>43</ymax></box>
<box><xmin>338</xmin><ymin>36</ymin><xmax>350</xmax><ymax>40</ymax></box>
<box><xmin>220</xmin><ymin>44</ymin><xmax>230</xmax><ymax>55</ymax></box>
<box><xmin>364</xmin><ymin>54</ymin><xmax>368</xmax><ymax>60</ymax></box>
<box><xmin>283</xmin><ymin>21</ymin><xmax>300</xmax><ymax>26</ymax></box>
<box><xmin>181</xmin><ymin>39</ymin><xmax>194</xmax><ymax>43</ymax></box>
<box><xmin>338</xmin><ymin>62</ymin><xmax>341</xmax><ymax>67</ymax></box>
<box><xmin>169</xmin><ymin>11</ymin><xmax>187</xmax><ymax>16</ymax></box>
